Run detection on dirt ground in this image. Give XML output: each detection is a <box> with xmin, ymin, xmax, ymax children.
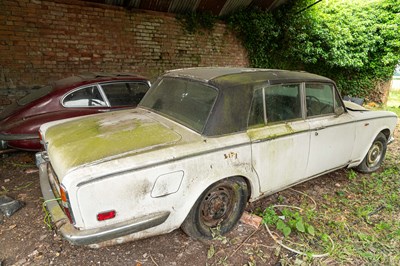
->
<box><xmin>0</xmin><ymin>127</ymin><xmax>399</xmax><ymax>265</ymax></box>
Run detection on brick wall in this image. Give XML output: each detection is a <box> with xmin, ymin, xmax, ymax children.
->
<box><xmin>0</xmin><ymin>0</ymin><xmax>248</xmax><ymax>110</ymax></box>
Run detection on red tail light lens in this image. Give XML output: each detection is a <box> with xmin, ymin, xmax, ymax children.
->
<box><xmin>97</xmin><ymin>210</ymin><xmax>116</xmax><ymax>221</ymax></box>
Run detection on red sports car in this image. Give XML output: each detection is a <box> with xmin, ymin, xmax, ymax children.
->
<box><xmin>0</xmin><ymin>72</ymin><xmax>150</xmax><ymax>151</ymax></box>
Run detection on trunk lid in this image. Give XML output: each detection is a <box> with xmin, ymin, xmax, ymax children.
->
<box><xmin>44</xmin><ymin>109</ymin><xmax>182</xmax><ymax>178</ymax></box>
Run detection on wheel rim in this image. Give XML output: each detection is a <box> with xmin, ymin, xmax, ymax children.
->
<box><xmin>199</xmin><ymin>185</ymin><xmax>235</xmax><ymax>227</ymax></box>
<box><xmin>366</xmin><ymin>141</ymin><xmax>383</xmax><ymax>168</ymax></box>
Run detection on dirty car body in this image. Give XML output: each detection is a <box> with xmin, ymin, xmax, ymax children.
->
<box><xmin>0</xmin><ymin>73</ymin><xmax>150</xmax><ymax>151</ymax></box>
<box><xmin>36</xmin><ymin>68</ymin><xmax>397</xmax><ymax>247</ymax></box>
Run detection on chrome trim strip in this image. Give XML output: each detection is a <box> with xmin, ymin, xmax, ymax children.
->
<box><xmin>387</xmin><ymin>135</ymin><xmax>395</xmax><ymax>145</ymax></box>
<box><xmin>306</xmin><ymin>115</ymin><xmax>397</xmax><ymax>131</ymax></box>
<box><xmin>39</xmin><ymin>162</ymin><xmax>170</xmax><ymax>246</ymax></box>
<box><xmin>252</xmin><ymin>164</ymin><xmax>349</xmax><ymax>202</ymax></box>
<box><xmin>77</xmin><ymin>141</ymin><xmax>251</xmax><ymax>187</ymax></box>
<box><xmin>0</xmin><ymin>133</ymin><xmax>37</xmax><ymax>141</ymax></box>
<box><xmin>77</xmin><ymin>115</ymin><xmax>396</xmax><ymax>187</ymax></box>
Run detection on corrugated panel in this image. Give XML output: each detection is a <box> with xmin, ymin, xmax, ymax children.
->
<box><xmin>219</xmin><ymin>0</ymin><xmax>253</xmax><ymax>16</ymax></box>
<box><xmin>197</xmin><ymin>0</ymin><xmax>226</xmax><ymax>15</ymax></box>
<box><xmin>102</xmin><ymin>0</ymin><xmax>141</xmax><ymax>8</ymax></box>
<box><xmin>81</xmin><ymin>0</ymin><xmax>288</xmax><ymax>13</ymax></box>
<box><xmin>251</xmin><ymin>0</ymin><xmax>286</xmax><ymax>11</ymax></box>
<box><xmin>168</xmin><ymin>0</ymin><xmax>201</xmax><ymax>13</ymax></box>
<box><xmin>124</xmin><ymin>0</ymin><xmax>141</xmax><ymax>8</ymax></box>
<box><xmin>105</xmin><ymin>0</ymin><xmax>123</xmax><ymax>5</ymax></box>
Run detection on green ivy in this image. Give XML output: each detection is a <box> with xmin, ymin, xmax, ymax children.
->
<box><xmin>227</xmin><ymin>0</ymin><xmax>400</xmax><ymax>101</ymax></box>
<box><xmin>176</xmin><ymin>11</ymin><xmax>217</xmax><ymax>34</ymax></box>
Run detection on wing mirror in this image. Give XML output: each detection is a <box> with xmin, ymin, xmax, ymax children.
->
<box><xmin>335</xmin><ymin>106</ymin><xmax>345</xmax><ymax>116</ymax></box>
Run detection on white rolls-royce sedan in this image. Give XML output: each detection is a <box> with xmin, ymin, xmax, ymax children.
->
<box><xmin>36</xmin><ymin>67</ymin><xmax>397</xmax><ymax>247</ymax></box>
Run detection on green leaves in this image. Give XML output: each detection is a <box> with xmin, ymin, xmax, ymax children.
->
<box><xmin>261</xmin><ymin>207</ymin><xmax>316</xmax><ymax>238</ymax></box>
<box><xmin>307</xmin><ymin>225</ymin><xmax>315</xmax><ymax>236</ymax></box>
<box><xmin>296</xmin><ymin>220</ymin><xmax>305</xmax><ymax>233</ymax></box>
<box><xmin>227</xmin><ymin>0</ymin><xmax>400</xmax><ymax>100</ymax></box>
<box><xmin>176</xmin><ymin>12</ymin><xmax>217</xmax><ymax>34</ymax></box>
<box><xmin>207</xmin><ymin>244</ymin><xmax>215</xmax><ymax>258</ymax></box>
<box><xmin>276</xmin><ymin>219</ymin><xmax>292</xmax><ymax>237</ymax></box>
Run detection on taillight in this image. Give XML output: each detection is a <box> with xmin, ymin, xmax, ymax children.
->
<box><xmin>38</xmin><ymin>130</ymin><xmax>43</xmax><ymax>144</ymax></box>
<box><xmin>97</xmin><ymin>210</ymin><xmax>116</xmax><ymax>221</ymax></box>
<box><xmin>38</xmin><ymin>130</ymin><xmax>46</xmax><ymax>150</ymax></box>
<box><xmin>60</xmin><ymin>185</ymin><xmax>75</xmax><ymax>224</ymax></box>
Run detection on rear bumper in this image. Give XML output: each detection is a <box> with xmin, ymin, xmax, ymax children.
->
<box><xmin>387</xmin><ymin>135</ymin><xmax>395</xmax><ymax>145</ymax></box>
<box><xmin>0</xmin><ymin>133</ymin><xmax>37</xmax><ymax>141</ymax></box>
<box><xmin>38</xmin><ymin>156</ymin><xmax>170</xmax><ymax>246</ymax></box>
<box><xmin>0</xmin><ymin>140</ymin><xmax>7</xmax><ymax>149</ymax></box>
<box><xmin>0</xmin><ymin>133</ymin><xmax>39</xmax><ymax>150</ymax></box>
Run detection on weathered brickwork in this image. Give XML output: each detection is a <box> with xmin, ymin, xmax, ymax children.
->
<box><xmin>0</xmin><ymin>0</ymin><xmax>248</xmax><ymax>110</ymax></box>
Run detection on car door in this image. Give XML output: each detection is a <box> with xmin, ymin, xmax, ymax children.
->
<box><xmin>305</xmin><ymin>83</ymin><xmax>356</xmax><ymax>178</ymax></box>
<box><xmin>248</xmin><ymin>83</ymin><xmax>310</xmax><ymax>195</ymax></box>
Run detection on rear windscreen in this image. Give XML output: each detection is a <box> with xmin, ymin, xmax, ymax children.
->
<box><xmin>17</xmin><ymin>86</ymin><xmax>53</xmax><ymax>106</ymax></box>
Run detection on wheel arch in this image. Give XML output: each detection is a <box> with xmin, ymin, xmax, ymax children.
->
<box><xmin>354</xmin><ymin>131</ymin><xmax>388</xmax><ymax>173</ymax></box>
<box><xmin>380</xmin><ymin>128</ymin><xmax>391</xmax><ymax>141</ymax></box>
<box><xmin>190</xmin><ymin>174</ymin><xmax>253</xmax><ymax>203</ymax></box>
<box><xmin>180</xmin><ymin>174</ymin><xmax>251</xmax><ymax>239</ymax></box>
<box><xmin>179</xmin><ymin>174</ymin><xmax>253</xmax><ymax>220</ymax></box>
<box><xmin>234</xmin><ymin>175</ymin><xmax>253</xmax><ymax>202</ymax></box>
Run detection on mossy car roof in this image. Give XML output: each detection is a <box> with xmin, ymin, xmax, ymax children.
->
<box><xmin>163</xmin><ymin>67</ymin><xmax>333</xmax><ymax>87</ymax></box>
<box><xmin>162</xmin><ymin>67</ymin><xmax>334</xmax><ymax>136</ymax></box>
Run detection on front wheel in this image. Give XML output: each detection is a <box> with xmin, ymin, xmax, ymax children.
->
<box><xmin>181</xmin><ymin>177</ymin><xmax>249</xmax><ymax>239</ymax></box>
<box><xmin>355</xmin><ymin>132</ymin><xmax>387</xmax><ymax>173</ymax></box>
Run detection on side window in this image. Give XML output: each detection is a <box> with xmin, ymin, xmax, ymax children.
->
<box><xmin>63</xmin><ymin>86</ymin><xmax>106</xmax><ymax>107</ymax></box>
<box><xmin>305</xmin><ymin>83</ymin><xmax>335</xmax><ymax>117</ymax></box>
<box><xmin>248</xmin><ymin>88</ymin><xmax>265</xmax><ymax>128</ymax></box>
<box><xmin>265</xmin><ymin>84</ymin><xmax>302</xmax><ymax>123</ymax></box>
<box><xmin>100</xmin><ymin>82</ymin><xmax>149</xmax><ymax>106</ymax></box>
<box><xmin>334</xmin><ymin>88</ymin><xmax>343</xmax><ymax>110</ymax></box>
<box><xmin>248</xmin><ymin>84</ymin><xmax>302</xmax><ymax>127</ymax></box>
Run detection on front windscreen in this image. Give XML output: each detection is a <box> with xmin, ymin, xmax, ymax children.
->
<box><xmin>17</xmin><ymin>85</ymin><xmax>53</xmax><ymax>106</ymax></box>
<box><xmin>139</xmin><ymin>77</ymin><xmax>218</xmax><ymax>133</ymax></box>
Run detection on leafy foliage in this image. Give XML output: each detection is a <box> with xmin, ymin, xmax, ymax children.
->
<box><xmin>176</xmin><ymin>11</ymin><xmax>217</xmax><ymax>34</ymax></box>
<box><xmin>261</xmin><ymin>207</ymin><xmax>315</xmax><ymax>238</ymax></box>
<box><xmin>227</xmin><ymin>0</ymin><xmax>400</xmax><ymax>100</ymax></box>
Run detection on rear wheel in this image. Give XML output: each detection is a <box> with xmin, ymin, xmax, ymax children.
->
<box><xmin>181</xmin><ymin>177</ymin><xmax>249</xmax><ymax>239</ymax></box>
<box><xmin>356</xmin><ymin>132</ymin><xmax>387</xmax><ymax>173</ymax></box>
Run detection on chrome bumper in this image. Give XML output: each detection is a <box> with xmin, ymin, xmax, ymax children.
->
<box><xmin>0</xmin><ymin>140</ymin><xmax>7</xmax><ymax>149</ymax></box>
<box><xmin>387</xmin><ymin>135</ymin><xmax>395</xmax><ymax>145</ymax></box>
<box><xmin>0</xmin><ymin>133</ymin><xmax>37</xmax><ymax>141</ymax></box>
<box><xmin>0</xmin><ymin>133</ymin><xmax>38</xmax><ymax>150</ymax></box>
<box><xmin>35</xmin><ymin>151</ymin><xmax>49</xmax><ymax>167</ymax></box>
<box><xmin>38</xmin><ymin>160</ymin><xmax>170</xmax><ymax>246</ymax></box>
